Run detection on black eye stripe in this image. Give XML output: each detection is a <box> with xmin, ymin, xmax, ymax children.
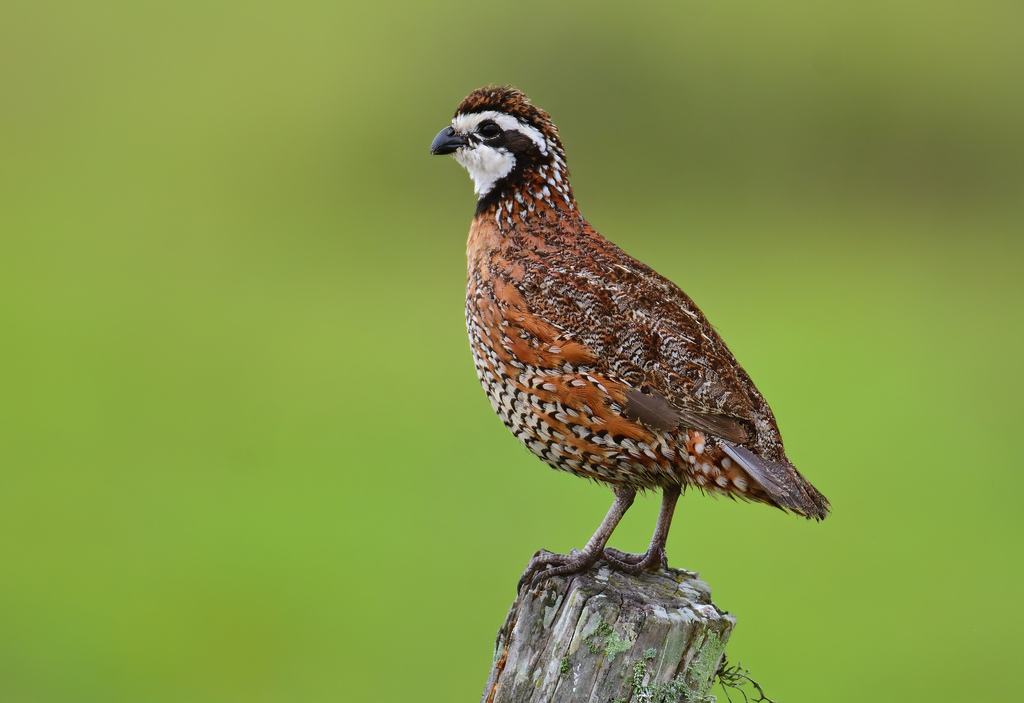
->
<box><xmin>501</xmin><ymin>130</ymin><xmax>536</xmax><ymax>153</ymax></box>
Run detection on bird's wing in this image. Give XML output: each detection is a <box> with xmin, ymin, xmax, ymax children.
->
<box><xmin>622</xmin><ymin>386</ymin><xmax>751</xmax><ymax>442</ymax></box>
<box><xmin>527</xmin><ymin>238</ymin><xmax>775</xmax><ymax>442</ymax></box>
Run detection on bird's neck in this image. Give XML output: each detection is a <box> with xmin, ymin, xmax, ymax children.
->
<box><xmin>474</xmin><ymin>166</ymin><xmax>584</xmax><ymax>234</ymax></box>
<box><xmin>467</xmin><ymin>189</ymin><xmax>589</xmax><ymax>275</ymax></box>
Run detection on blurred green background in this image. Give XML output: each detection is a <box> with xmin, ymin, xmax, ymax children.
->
<box><xmin>3</xmin><ymin>1</ymin><xmax>1022</xmax><ymax>701</ymax></box>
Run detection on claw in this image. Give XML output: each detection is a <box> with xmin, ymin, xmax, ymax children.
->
<box><xmin>516</xmin><ymin>487</ymin><xmax>638</xmax><ymax>593</ymax></box>
<box><xmin>517</xmin><ymin>547</ymin><xmax>606</xmax><ymax>591</ymax></box>
<box><xmin>517</xmin><ymin>550</ymin><xmax>569</xmax><ymax>592</ymax></box>
<box><xmin>604</xmin><ymin>546</ymin><xmax>645</xmax><ymax>565</ymax></box>
<box><xmin>603</xmin><ymin>545</ymin><xmax>668</xmax><ymax>575</ymax></box>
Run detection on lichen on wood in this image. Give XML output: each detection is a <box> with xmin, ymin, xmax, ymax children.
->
<box><xmin>481</xmin><ymin>554</ymin><xmax>737</xmax><ymax>703</ymax></box>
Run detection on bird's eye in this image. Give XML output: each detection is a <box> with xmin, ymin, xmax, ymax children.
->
<box><xmin>478</xmin><ymin>121</ymin><xmax>502</xmax><ymax>139</ymax></box>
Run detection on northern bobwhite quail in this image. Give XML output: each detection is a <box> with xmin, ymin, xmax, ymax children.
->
<box><xmin>430</xmin><ymin>85</ymin><xmax>829</xmax><ymax>589</ymax></box>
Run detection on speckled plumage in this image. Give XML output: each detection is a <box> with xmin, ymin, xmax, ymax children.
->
<box><xmin>431</xmin><ymin>85</ymin><xmax>829</xmax><ymax>587</ymax></box>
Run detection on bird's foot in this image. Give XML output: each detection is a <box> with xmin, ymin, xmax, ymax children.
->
<box><xmin>603</xmin><ymin>545</ymin><xmax>668</xmax><ymax>574</ymax></box>
<box><xmin>517</xmin><ymin>547</ymin><xmax>601</xmax><ymax>592</ymax></box>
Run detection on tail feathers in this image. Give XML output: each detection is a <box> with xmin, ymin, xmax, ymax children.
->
<box><xmin>721</xmin><ymin>444</ymin><xmax>830</xmax><ymax>520</ymax></box>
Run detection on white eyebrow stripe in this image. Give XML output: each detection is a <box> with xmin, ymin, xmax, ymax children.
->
<box><xmin>452</xmin><ymin>111</ymin><xmax>548</xmax><ymax>154</ymax></box>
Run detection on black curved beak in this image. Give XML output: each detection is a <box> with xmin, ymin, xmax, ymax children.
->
<box><xmin>430</xmin><ymin>126</ymin><xmax>467</xmax><ymax>155</ymax></box>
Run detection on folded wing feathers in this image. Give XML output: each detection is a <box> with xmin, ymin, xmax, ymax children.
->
<box><xmin>622</xmin><ymin>388</ymin><xmax>829</xmax><ymax>520</ymax></box>
<box><xmin>625</xmin><ymin>388</ymin><xmax>750</xmax><ymax>442</ymax></box>
<box><xmin>721</xmin><ymin>444</ymin><xmax>830</xmax><ymax>520</ymax></box>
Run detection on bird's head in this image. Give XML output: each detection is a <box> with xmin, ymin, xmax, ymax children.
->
<box><xmin>430</xmin><ymin>85</ymin><xmax>571</xmax><ymax>205</ymax></box>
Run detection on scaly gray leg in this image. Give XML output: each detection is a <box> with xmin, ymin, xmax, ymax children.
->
<box><xmin>604</xmin><ymin>485</ymin><xmax>680</xmax><ymax>573</ymax></box>
<box><xmin>518</xmin><ymin>485</ymin><xmax>637</xmax><ymax>591</ymax></box>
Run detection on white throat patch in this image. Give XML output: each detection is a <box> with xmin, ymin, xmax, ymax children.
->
<box><xmin>449</xmin><ymin>111</ymin><xmax>549</xmax><ymax>198</ymax></box>
<box><xmin>453</xmin><ymin>143</ymin><xmax>515</xmax><ymax>198</ymax></box>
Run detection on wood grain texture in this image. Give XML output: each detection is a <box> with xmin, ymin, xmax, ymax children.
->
<box><xmin>481</xmin><ymin>555</ymin><xmax>736</xmax><ymax>703</ymax></box>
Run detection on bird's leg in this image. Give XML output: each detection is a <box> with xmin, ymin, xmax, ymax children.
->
<box><xmin>604</xmin><ymin>485</ymin><xmax>680</xmax><ymax>573</ymax></box>
<box><xmin>518</xmin><ymin>485</ymin><xmax>637</xmax><ymax>591</ymax></box>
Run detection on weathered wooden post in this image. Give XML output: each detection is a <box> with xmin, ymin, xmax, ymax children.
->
<box><xmin>481</xmin><ymin>555</ymin><xmax>736</xmax><ymax>703</ymax></box>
